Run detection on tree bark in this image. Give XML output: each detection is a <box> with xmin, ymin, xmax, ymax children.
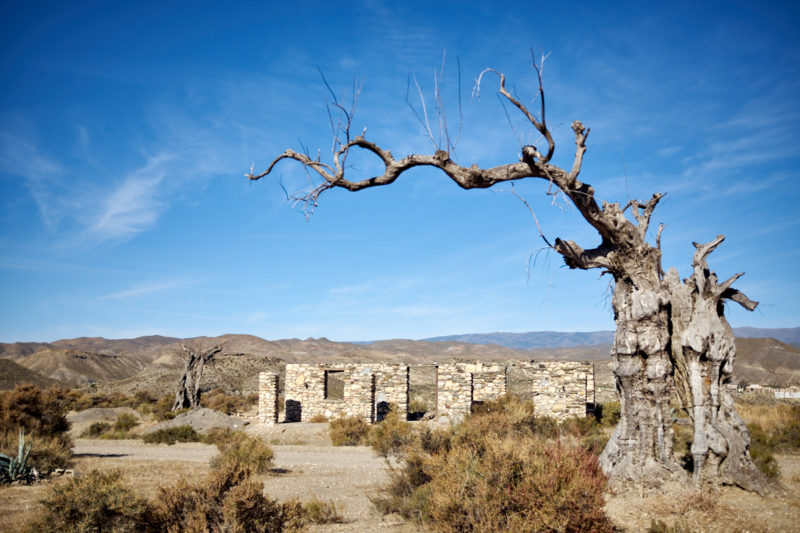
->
<box><xmin>172</xmin><ymin>344</ymin><xmax>222</xmax><ymax>411</ymax></box>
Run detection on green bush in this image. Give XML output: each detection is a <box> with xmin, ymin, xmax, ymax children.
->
<box><xmin>114</xmin><ymin>413</ymin><xmax>139</xmax><ymax>433</ymax></box>
<box><xmin>329</xmin><ymin>415</ymin><xmax>371</xmax><ymax>446</ymax></box>
<box><xmin>81</xmin><ymin>422</ymin><xmax>112</xmax><ymax>438</ymax></box>
<box><xmin>596</xmin><ymin>401</ymin><xmax>621</xmax><ymax>427</ymax></box>
<box><xmin>24</xmin><ymin>469</ymin><xmax>148</xmax><ymax>532</ymax></box>
<box><xmin>748</xmin><ymin>424</ymin><xmax>781</xmax><ymax>478</ymax></box>
<box><xmin>142</xmin><ymin>425</ymin><xmax>200</xmax><ymax>445</ymax></box>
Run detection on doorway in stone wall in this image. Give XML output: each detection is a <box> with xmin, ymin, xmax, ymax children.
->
<box><xmin>407</xmin><ymin>365</ymin><xmax>438</xmax><ymax>420</ymax></box>
<box><xmin>506</xmin><ymin>365</ymin><xmax>536</xmax><ymax>401</ymax></box>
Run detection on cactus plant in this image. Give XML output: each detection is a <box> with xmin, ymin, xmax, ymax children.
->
<box><xmin>0</xmin><ymin>430</ymin><xmax>34</xmax><ymax>483</ymax></box>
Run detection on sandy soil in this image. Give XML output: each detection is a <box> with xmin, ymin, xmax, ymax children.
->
<box><xmin>2</xmin><ymin>421</ymin><xmax>798</xmax><ymax>532</ymax></box>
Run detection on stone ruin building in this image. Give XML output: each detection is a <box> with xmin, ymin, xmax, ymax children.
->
<box><xmin>259</xmin><ymin>361</ymin><xmax>594</xmax><ymax>424</ymax></box>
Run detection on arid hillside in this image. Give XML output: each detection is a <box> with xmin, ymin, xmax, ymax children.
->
<box><xmin>18</xmin><ymin>349</ymin><xmax>145</xmax><ymax>388</ymax></box>
<box><xmin>0</xmin><ymin>358</ymin><xmax>58</xmax><ymax>389</ymax></box>
<box><xmin>1</xmin><ymin>331</ymin><xmax>797</xmax><ymax>393</ymax></box>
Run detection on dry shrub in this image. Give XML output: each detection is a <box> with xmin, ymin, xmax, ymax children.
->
<box><xmin>200</xmin><ymin>388</ymin><xmax>258</xmax><ymax>415</ymax></box>
<box><xmin>153</xmin><ymin>395</ymin><xmax>177</xmax><ymax>421</ymax></box>
<box><xmin>142</xmin><ymin>425</ymin><xmax>200</xmax><ymax>445</ymax></box>
<box><xmin>374</xmin><ymin>394</ymin><xmax>613</xmax><ymax>532</ymax></box>
<box><xmin>368</xmin><ymin>408</ymin><xmax>416</xmax><ymax>458</ymax></box>
<box><xmin>64</xmin><ymin>389</ymin><xmax>94</xmax><ymax>411</ymax></box>
<box><xmin>301</xmin><ymin>496</ymin><xmax>345</xmax><ymax>524</ymax></box>
<box><xmin>0</xmin><ymin>385</ymin><xmax>73</xmax><ymax>472</ymax></box>
<box><xmin>281</xmin><ymin>497</ymin><xmax>307</xmax><ymax>532</ymax></box>
<box><xmin>380</xmin><ymin>435</ymin><xmax>612</xmax><ymax>532</ymax></box>
<box><xmin>114</xmin><ymin>412</ymin><xmax>139</xmax><ymax>432</ymax></box>
<box><xmin>149</xmin><ymin>463</ymin><xmax>285</xmax><ymax>533</ymax></box>
<box><xmin>24</xmin><ymin>455</ymin><xmax>294</xmax><ymax>533</ymax></box>
<box><xmin>646</xmin><ymin>520</ymin><xmax>693</xmax><ymax>533</ymax></box>
<box><xmin>81</xmin><ymin>421</ymin><xmax>112</xmax><ymax>438</ymax></box>
<box><xmin>308</xmin><ymin>413</ymin><xmax>329</xmax><ymax>423</ymax></box>
<box><xmin>210</xmin><ymin>430</ymin><xmax>274</xmax><ymax>474</ymax></box>
<box><xmin>329</xmin><ymin>415</ymin><xmax>371</xmax><ymax>446</ymax></box>
<box><xmin>25</xmin><ymin>469</ymin><xmax>148</xmax><ymax>532</ymax></box>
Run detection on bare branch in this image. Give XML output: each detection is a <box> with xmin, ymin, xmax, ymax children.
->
<box><xmin>508</xmin><ymin>184</ymin><xmax>552</xmax><ymax>247</ymax></box>
<box><xmin>692</xmin><ymin>234</ymin><xmax>725</xmax><ymax>268</ymax></box>
<box><xmin>553</xmin><ymin>237</ymin><xmax>613</xmax><ymax>270</ymax></box>
<box><xmin>656</xmin><ymin>223</ymin><xmax>665</xmax><ymax>279</ymax></box>
<box><xmin>722</xmin><ymin>287</ymin><xmax>759</xmax><ymax>311</ymax></box>
<box><xmin>625</xmin><ymin>193</ymin><xmax>665</xmax><ymax>239</ymax></box>
<box><xmin>568</xmin><ymin>120</ymin><xmax>589</xmax><ymax>183</ymax></box>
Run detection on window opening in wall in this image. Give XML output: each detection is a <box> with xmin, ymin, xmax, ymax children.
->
<box><xmin>324</xmin><ymin>370</ymin><xmax>345</xmax><ymax>400</ymax></box>
<box><xmin>506</xmin><ymin>366</ymin><xmax>536</xmax><ymax>401</ymax></box>
<box><xmin>407</xmin><ymin>365</ymin><xmax>437</xmax><ymax>420</ymax></box>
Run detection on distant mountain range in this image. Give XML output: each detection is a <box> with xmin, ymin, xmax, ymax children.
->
<box><xmin>421</xmin><ymin>327</ymin><xmax>800</xmax><ymax>349</ymax></box>
<box><xmin>0</xmin><ymin>327</ymin><xmax>797</xmax><ymax>392</ymax></box>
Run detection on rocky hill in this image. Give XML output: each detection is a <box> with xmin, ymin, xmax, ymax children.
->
<box><xmin>0</xmin><ymin>358</ymin><xmax>58</xmax><ymax>390</ymax></box>
<box><xmin>18</xmin><ymin>349</ymin><xmax>146</xmax><ymax>388</ymax></box>
<box><xmin>1</xmin><ymin>329</ymin><xmax>797</xmax><ymax>393</ymax></box>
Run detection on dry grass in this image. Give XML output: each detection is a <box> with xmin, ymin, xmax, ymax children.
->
<box><xmin>736</xmin><ymin>397</ymin><xmax>800</xmax><ymax>433</ymax></box>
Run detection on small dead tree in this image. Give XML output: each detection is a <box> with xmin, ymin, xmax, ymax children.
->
<box><xmin>172</xmin><ymin>344</ymin><xmax>222</xmax><ymax>411</ymax></box>
<box><xmin>246</xmin><ymin>56</ymin><xmax>777</xmax><ymax>494</ymax></box>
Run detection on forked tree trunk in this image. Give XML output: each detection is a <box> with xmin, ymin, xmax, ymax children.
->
<box><xmin>599</xmin><ymin>237</ymin><xmax>776</xmax><ymax>494</ymax></box>
<box><xmin>172</xmin><ymin>344</ymin><xmax>222</xmax><ymax>411</ymax></box>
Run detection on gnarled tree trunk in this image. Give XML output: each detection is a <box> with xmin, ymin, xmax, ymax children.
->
<box><xmin>247</xmin><ymin>61</ymin><xmax>777</xmax><ymax>493</ymax></box>
<box><xmin>172</xmin><ymin>344</ymin><xmax>222</xmax><ymax>411</ymax></box>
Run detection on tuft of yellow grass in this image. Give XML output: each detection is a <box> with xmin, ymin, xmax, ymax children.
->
<box><xmin>735</xmin><ymin>400</ymin><xmax>800</xmax><ymax>433</ymax></box>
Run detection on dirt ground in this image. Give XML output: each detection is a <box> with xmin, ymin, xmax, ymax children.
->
<box><xmin>1</xmin><ymin>421</ymin><xmax>798</xmax><ymax>532</ymax></box>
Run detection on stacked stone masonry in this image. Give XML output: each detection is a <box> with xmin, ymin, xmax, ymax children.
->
<box><xmin>259</xmin><ymin>361</ymin><xmax>594</xmax><ymax>424</ymax></box>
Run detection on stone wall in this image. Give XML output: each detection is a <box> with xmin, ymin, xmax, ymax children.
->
<box><xmin>258</xmin><ymin>372</ymin><xmax>279</xmax><ymax>424</ymax></box>
<box><xmin>259</xmin><ymin>360</ymin><xmax>595</xmax><ymax>424</ymax></box>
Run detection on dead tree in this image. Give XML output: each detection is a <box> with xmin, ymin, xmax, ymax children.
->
<box><xmin>172</xmin><ymin>344</ymin><xmax>222</xmax><ymax>411</ymax></box>
<box><xmin>246</xmin><ymin>59</ymin><xmax>776</xmax><ymax>494</ymax></box>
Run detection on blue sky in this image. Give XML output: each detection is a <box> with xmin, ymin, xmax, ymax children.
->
<box><xmin>1</xmin><ymin>1</ymin><xmax>798</xmax><ymax>343</ymax></box>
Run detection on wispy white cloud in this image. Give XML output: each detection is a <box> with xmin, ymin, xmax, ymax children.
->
<box><xmin>0</xmin><ymin>123</ymin><xmax>65</xmax><ymax>227</ymax></box>
<box><xmin>99</xmin><ymin>278</ymin><xmax>191</xmax><ymax>300</ymax></box>
<box><xmin>83</xmin><ymin>153</ymin><xmax>173</xmax><ymax>242</ymax></box>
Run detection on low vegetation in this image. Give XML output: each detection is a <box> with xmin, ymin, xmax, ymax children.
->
<box><xmin>80</xmin><ymin>413</ymin><xmax>141</xmax><ymax>440</ymax></box>
<box><xmin>369</xmin><ymin>395</ymin><xmax>614</xmax><ymax>532</ymax></box>
<box><xmin>735</xmin><ymin>395</ymin><xmax>800</xmax><ymax>478</ymax></box>
<box><xmin>329</xmin><ymin>415</ymin><xmax>371</xmax><ymax>446</ymax></box>
<box><xmin>200</xmin><ymin>388</ymin><xmax>258</xmax><ymax>415</ymax></box>
<box><xmin>207</xmin><ymin>428</ymin><xmax>274</xmax><ymax>474</ymax></box>
<box><xmin>24</xmin><ymin>469</ymin><xmax>148</xmax><ymax>532</ymax></box>
<box><xmin>23</xmin><ymin>427</ymin><xmax>338</xmax><ymax>532</ymax></box>
<box><xmin>141</xmin><ymin>425</ymin><xmax>201</xmax><ymax>445</ymax></box>
<box><xmin>0</xmin><ymin>385</ymin><xmax>73</xmax><ymax>474</ymax></box>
